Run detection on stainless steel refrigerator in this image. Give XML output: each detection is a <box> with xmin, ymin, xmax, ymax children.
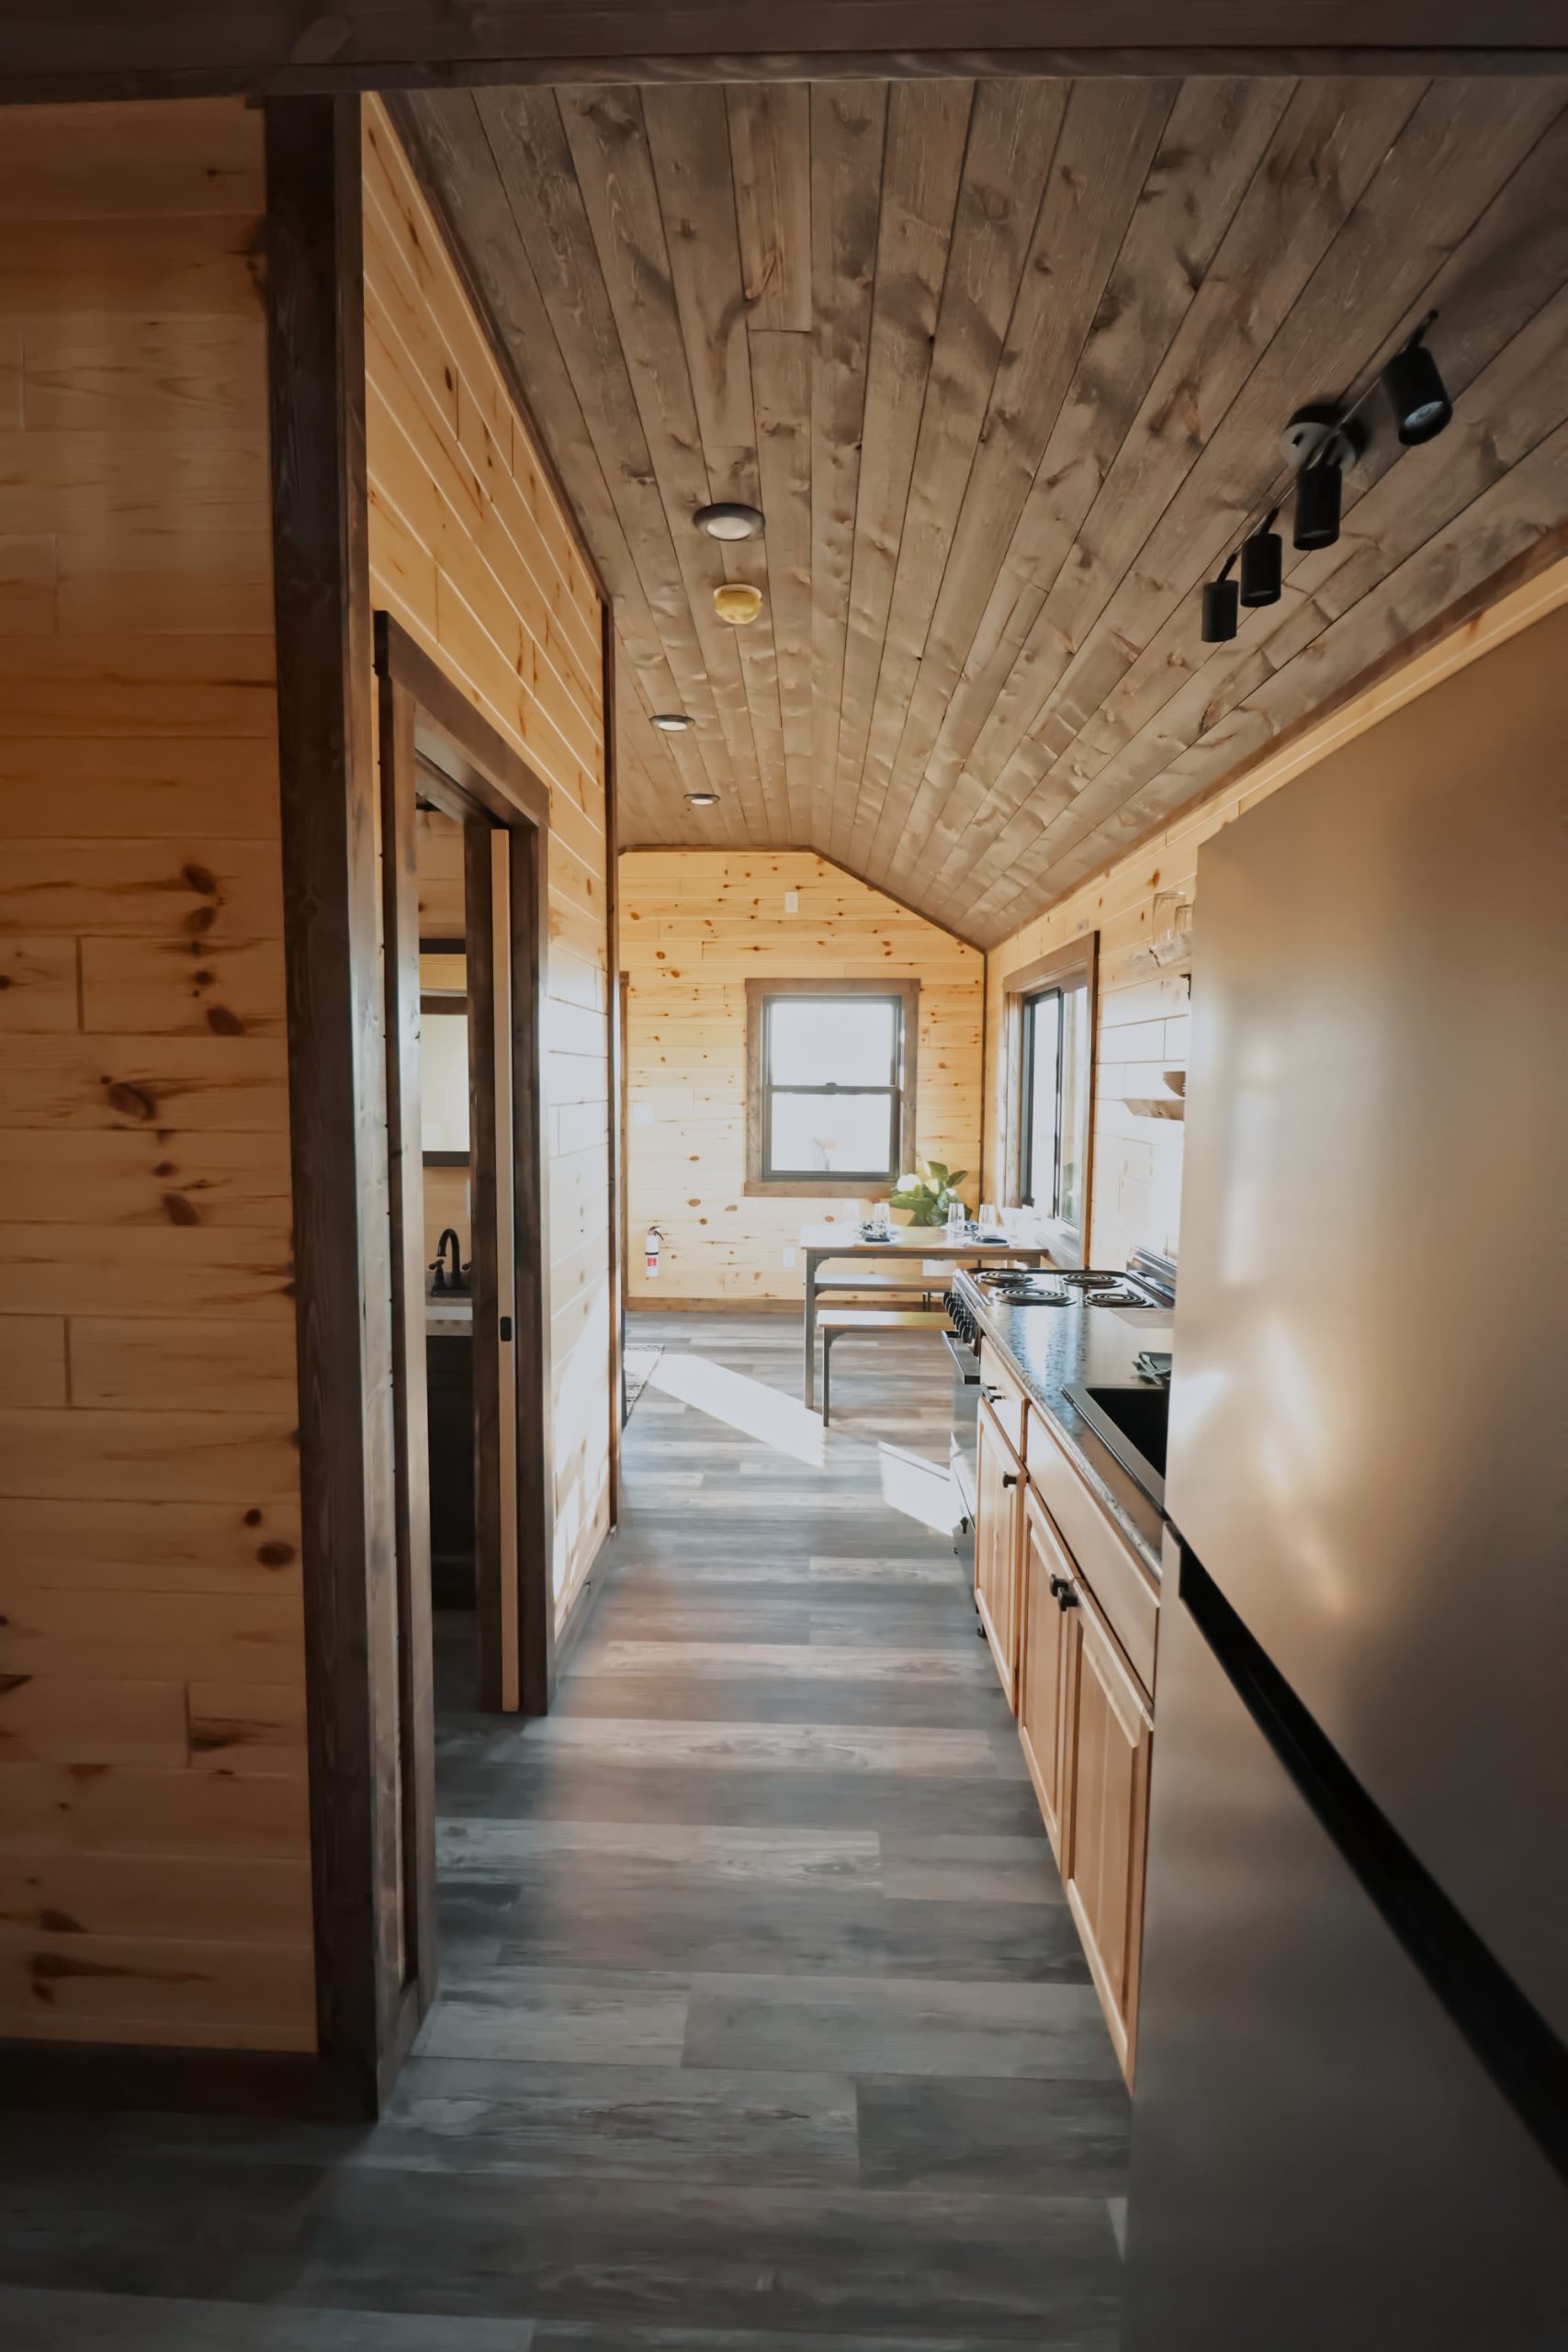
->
<box><xmin>1124</xmin><ymin>603</ymin><xmax>1567</xmax><ymax>2348</ymax></box>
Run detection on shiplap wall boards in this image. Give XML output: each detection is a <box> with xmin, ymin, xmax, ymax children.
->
<box><xmin>363</xmin><ymin>98</ymin><xmax>614</xmax><ymax>1628</ymax></box>
<box><xmin>0</xmin><ymin>99</ymin><xmax>314</xmax><ymax>2054</ymax></box>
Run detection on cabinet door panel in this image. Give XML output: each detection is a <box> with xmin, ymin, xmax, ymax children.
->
<box><xmin>1019</xmin><ymin>1490</ymin><xmax>1072</xmax><ymax>1861</ymax></box>
<box><xmin>974</xmin><ymin>1398</ymin><xmax>1022</xmax><ymax>1708</ymax></box>
<box><xmin>1064</xmin><ymin>1581</ymin><xmax>1153</xmax><ymax>2084</ymax></box>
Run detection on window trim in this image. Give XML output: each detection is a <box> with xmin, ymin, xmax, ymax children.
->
<box><xmin>744</xmin><ymin>977</ymin><xmax>920</xmax><ymax>1196</ymax></box>
<box><xmin>1001</xmin><ymin>933</ymin><xmax>1098</xmax><ymax>1265</ymax></box>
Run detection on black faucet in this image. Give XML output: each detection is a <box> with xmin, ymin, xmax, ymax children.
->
<box><xmin>430</xmin><ymin>1228</ymin><xmax>468</xmax><ymax>1295</ymax></box>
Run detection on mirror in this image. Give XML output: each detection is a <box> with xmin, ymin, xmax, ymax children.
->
<box><xmin>421</xmin><ymin>998</ymin><xmax>469</xmax><ymax>1161</ymax></box>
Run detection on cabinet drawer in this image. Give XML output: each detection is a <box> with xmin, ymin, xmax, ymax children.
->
<box><xmin>978</xmin><ymin>1339</ymin><xmax>1028</xmax><ymax>1460</ymax></box>
<box><xmin>1026</xmin><ymin>1399</ymin><xmax>1157</xmax><ymax>1699</ymax></box>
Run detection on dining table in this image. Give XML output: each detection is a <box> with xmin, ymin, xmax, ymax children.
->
<box><xmin>796</xmin><ymin>1221</ymin><xmax>1048</xmax><ymax>1408</ymax></box>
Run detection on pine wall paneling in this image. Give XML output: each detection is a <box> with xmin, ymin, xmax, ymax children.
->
<box><xmin>621</xmin><ymin>850</ymin><xmax>984</xmax><ymax>1304</ymax></box>
<box><xmin>362</xmin><ymin>99</ymin><xmax>612</xmax><ymax>1629</ymax></box>
<box><xmin>983</xmin><ymin>556</ymin><xmax>1568</xmax><ymax>1274</ymax></box>
<box><xmin>0</xmin><ymin>99</ymin><xmax>313</xmax><ymax>2053</ymax></box>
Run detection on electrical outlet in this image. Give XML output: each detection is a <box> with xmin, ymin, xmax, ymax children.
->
<box><xmin>784</xmin><ymin>889</ymin><xmax>799</xmax><ymax>914</ymax></box>
<box><xmin>782</xmin><ymin>1244</ymin><xmax>796</xmax><ymax>1269</ymax></box>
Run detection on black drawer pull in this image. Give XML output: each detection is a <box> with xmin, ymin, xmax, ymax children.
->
<box><xmin>1002</xmin><ymin>1471</ymin><xmax>1019</xmax><ymax>1489</ymax></box>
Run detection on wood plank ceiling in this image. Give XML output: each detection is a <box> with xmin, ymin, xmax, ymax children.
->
<box><xmin>398</xmin><ymin>76</ymin><xmax>1568</xmax><ymax>946</ymax></box>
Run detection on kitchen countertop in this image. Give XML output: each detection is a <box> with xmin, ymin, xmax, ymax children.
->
<box><xmin>961</xmin><ymin>1280</ymin><xmax>1172</xmax><ymax>1581</ymax></box>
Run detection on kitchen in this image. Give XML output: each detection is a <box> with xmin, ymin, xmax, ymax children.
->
<box><xmin>933</xmin><ymin>590</ymin><xmax>1564</xmax><ymax>2339</ymax></box>
<box><xmin>0</xmin><ymin>31</ymin><xmax>1563</xmax><ymax>2352</ymax></box>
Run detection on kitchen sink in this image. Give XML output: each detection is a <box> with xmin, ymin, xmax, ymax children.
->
<box><xmin>1063</xmin><ymin>1379</ymin><xmax>1168</xmax><ymax>1509</ymax></box>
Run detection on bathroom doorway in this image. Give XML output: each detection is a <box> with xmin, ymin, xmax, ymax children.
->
<box><xmin>374</xmin><ymin>613</ymin><xmax>557</xmax><ymax>2034</ymax></box>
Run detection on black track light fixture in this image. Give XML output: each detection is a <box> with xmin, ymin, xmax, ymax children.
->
<box><xmin>1382</xmin><ymin>311</ymin><xmax>1452</xmax><ymax>447</ymax></box>
<box><xmin>1201</xmin><ymin>551</ymin><xmax>1239</xmax><ymax>643</ymax></box>
<box><xmin>1239</xmin><ymin>509</ymin><xmax>1282</xmax><ymax>606</ymax></box>
<box><xmin>1282</xmin><ymin>402</ymin><xmax>1366</xmax><ymax>552</ymax></box>
<box><xmin>1293</xmin><ymin>458</ymin><xmax>1343</xmax><ymax>551</ymax></box>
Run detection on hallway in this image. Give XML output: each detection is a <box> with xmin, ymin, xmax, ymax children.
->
<box><xmin>0</xmin><ymin>1314</ymin><xmax>1128</xmax><ymax>2348</ymax></box>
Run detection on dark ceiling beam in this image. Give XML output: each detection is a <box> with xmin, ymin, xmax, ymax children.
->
<box><xmin>2</xmin><ymin>5</ymin><xmax>1566</xmax><ymax>101</ymax></box>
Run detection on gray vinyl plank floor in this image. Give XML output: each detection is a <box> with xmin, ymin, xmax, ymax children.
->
<box><xmin>0</xmin><ymin>1309</ymin><xmax>1127</xmax><ymax>2346</ymax></box>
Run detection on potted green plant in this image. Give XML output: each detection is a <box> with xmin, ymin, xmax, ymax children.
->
<box><xmin>889</xmin><ymin>1159</ymin><xmax>968</xmax><ymax>1228</ymax></box>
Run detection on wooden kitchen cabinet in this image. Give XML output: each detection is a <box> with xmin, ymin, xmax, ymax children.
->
<box><xmin>974</xmin><ymin>1396</ymin><xmax>1024</xmax><ymax>1707</ymax></box>
<box><xmin>1018</xmin><ymin>1487</ymin><xmax>1074</xmax><ymax>1863</ymax></box>
<box><xmin>1061</xmin><ymin>1571</ymin><xmax>1154</xmax><ymax>2085</ymax></box>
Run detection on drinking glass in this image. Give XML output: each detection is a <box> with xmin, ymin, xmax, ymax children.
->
<box><xmin>944</xmin><ymin>1195</ymin><xmax>966</xmax><ymax>1236</ymax></box>
<box><xmin>978</xmin><ymin>1201</ymin><xmax>998</xmax><ymax>1234</ymax></box>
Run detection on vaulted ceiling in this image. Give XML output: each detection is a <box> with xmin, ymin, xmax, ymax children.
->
<box><xmin>398</xmin><ymin>76</ymin><xmax>1568</xmax><ymax>945</ymax></box>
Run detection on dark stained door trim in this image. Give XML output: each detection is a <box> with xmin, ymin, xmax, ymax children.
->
<box><xmin>376</xmin><ymin>655</ymin><xmax>440</xmax><ymax>2039</ymax></box>
<box><xmin>604</xmin><ymin>605</ymin><xmax>625</xmax><ymax>1527</ymax></box>
<box><xmin>265</xmin><ymin>92</ymin><xmax>409</xmax><ymax>2118</ymax></box>
<box><xmin>2</xmin><ymin>7</ymin><xmax>1566</xmax><ymax>98</ymax></box>
<box><xmin>376</xmin><ymin>613</ymin><xmax>558</xmax><ymax>1721</ymax></box>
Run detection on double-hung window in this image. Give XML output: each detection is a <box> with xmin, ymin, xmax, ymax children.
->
<box><xmin>1006</xmin><ymin>936</ymin><xmax>1097</xmax><ymax>1257</ymax></box>
<box><xmin>745</xmin><ymin>979</ymin><xmax>919</xmax><ymax>1193</ymax></box>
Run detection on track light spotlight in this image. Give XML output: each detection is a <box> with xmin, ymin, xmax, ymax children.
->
<box><xmin>1293</xmin><ymin>458</ymin><xmax>1343</xmax><ymax>550</ymax></box>
<box><xmin>1201</xmin><ymin>554</ymin><xmax>1238</xmax><ymax>643</ymax></box>
<box><xmin>1239</xmin><ymin>510</ymin><xmax>1282</xmax><ymax>607</ymax></box>
<box><xmin>1382</xmin><ymin>311</ymin><xmax>1451</xmax><ymax>447</ymax></box>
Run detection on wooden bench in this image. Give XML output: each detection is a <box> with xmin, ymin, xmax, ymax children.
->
<box><xmin>818</xmin><ymin>1306</ymin><xmax>951</xmax><ymax>1425</ymax></box>
<box><xmin>812</xmin><ymin>1272</ymin><xmax>943</xmax><ymax>1313</ymax></box>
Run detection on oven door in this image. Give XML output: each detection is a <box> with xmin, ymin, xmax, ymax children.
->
<box><xmin>942</xmin><ymin>1328</ymin><xmax>981</xmax><ymax>1545</ymax></box>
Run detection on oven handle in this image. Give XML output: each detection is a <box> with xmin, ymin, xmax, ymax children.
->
<box><xmin>941</xmin><ymin>1330</ymin><xmax>981</xmax><ymax>1382</ymax></box>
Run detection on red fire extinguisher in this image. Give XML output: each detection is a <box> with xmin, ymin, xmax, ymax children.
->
<box><xmin>645</xmin><ymin>1224</ymin><xmax>664</xmax><ymax>1280</ymax></box>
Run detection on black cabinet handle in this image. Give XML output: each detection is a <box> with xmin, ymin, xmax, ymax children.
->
<box><xmin>499</xmin><ymin>1316</ymin><xmax>513</xmax><ymax>1342</ymax></box>
<box><xmin>1002</xmin><ymin>1471</ymin><xmax>1019</xmax><ymax>1489</ymax></box>
<box><xmin>1055</xmin><ymin>1580</ymin><xmax>1079</xmax><ymax>1611</ymax></box>
<box><xmin>982</xmin><ymin>1385</ymin><xmax>1002</xmax><ymax>1401</ymax></box>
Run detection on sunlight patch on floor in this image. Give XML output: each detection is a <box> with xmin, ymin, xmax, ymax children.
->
<box><xmin>877</xmin><ymin>1440</ymin><xmax>961</xmax><ymax>1533</ymax></box>
<box><xmin>639</xmin><ymin>1350</ymin><xmax>960</xmax><ymax>1533</ymax></box>
<box><xmin>646</xmin><ymin>1351</ymin><xmax>827</xmax><ymax>1467</ymax></box>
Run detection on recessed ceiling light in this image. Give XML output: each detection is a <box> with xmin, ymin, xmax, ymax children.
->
<box><xmin>694</xmin><ymin>502</ymin><xmax>764</xmax><ymax>541</ymax></box>
<box><xmin>650</xmin><ymin>712</ymin><xmax>694</xmax><ymax>732</ymax></box>
<box><xmin>685</xmin><ymin>791</ymin><xmax>720</xmax><ymax>808</ymax></box>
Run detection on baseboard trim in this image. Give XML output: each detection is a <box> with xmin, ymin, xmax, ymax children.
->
<box><xmin>626</xmin><ymin>1296</ymin><xmax>798</xmax><ymax>1315</ymax></box>
<box><xmin>0</xmin><ymin>2039</ymin><xmax>376</xmax><ymax>2120</ymax></box>
<box><xmin>550</xmin><ymin>1535</ymin><xmax>606</xmax><ymax>1688</ymax></box>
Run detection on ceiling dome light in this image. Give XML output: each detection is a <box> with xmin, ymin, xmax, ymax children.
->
<box><xmin>714</xmin><ymin>582</ymin><xmax>763</xmax><ymax>628</ymax></box>
<box><xmin>695</xmin><ymin>502</ymin><xmax>764</xmax><ymax>540</ymax></box>
<box><xmin>1239</xmin><ymin>510</ymin><xmax>1282</xmax><ymax>607</ymax></box>
<box><xmin>1382</xmin><ymin>311</ymin><xmax>1452</xmax><ymax>447</ymax></box>
<box><xmin>685</xmin><ymin>790</ymin><xmax>719</xmax><ymax>808</ymax></box>
<box><xmin>650</xmin><ymin>712</ymin><xmax>694</xmax><ymax>732</ymax></box>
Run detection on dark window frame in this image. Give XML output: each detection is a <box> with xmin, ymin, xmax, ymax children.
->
<box><xmin>1019</xmin><ymin>985</ymin><xmax>1066</xmax><ymax>1215</ymax></box>
<box><xmin>1002</xmin><ymin>933</ymin><xmax>1098</xmax><ymax>1266</ymax></box>
<box><xmin>744</xmin><ymin>977</ymin><xmax>920</xmax><ymax>1196</ymax></box>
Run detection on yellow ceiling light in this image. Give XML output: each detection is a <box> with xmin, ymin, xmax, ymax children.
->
<box><xmin>714</xmin><ymin>582</ymin><xmax>763</xmax><ymax>628</ymax></box>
